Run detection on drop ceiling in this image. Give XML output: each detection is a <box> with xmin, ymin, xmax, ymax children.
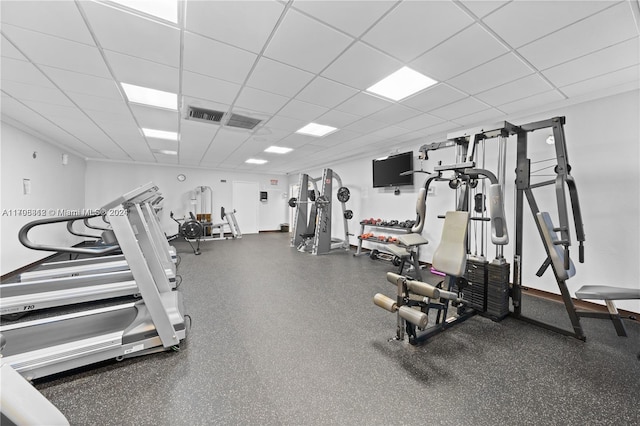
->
<box><xmin>1</xmin><ymin>0</ymin><xmax>639</xmax><ymax>174</ymax></box>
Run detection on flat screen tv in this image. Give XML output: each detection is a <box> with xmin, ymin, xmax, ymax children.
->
<box><xmin>372</xmin><ymin>151</ymin><xmax>413</xmax><ymax>188</ymax></box>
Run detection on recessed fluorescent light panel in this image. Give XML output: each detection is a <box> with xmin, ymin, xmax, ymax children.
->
<box><xmin>264</xmin><ymin>146</ymin><xmax>293</xmax><ymax>154</ymax></box>
<box><xmin>295</xmin><ymin>123</ymin><xmax>337</xmax><ymax>137</ymax></box>
<box><xmin>142</xmin><ymin>128</ymin><xmax>178</xmax><ymax>141</ymax></box>
<box><xmin>246</xmin><ymin>158</ymin><xmax>268</xmax><ymax>165</ymax></box>
<box><xmin>110</xmin><ymin>0</ymin><xmax>178</xmax><ymax>23</ymax></box>
<box><xmin>154</xmin><ymin>150</ymin><xmax>178</xmax><ymax>156</ymax></box>
<box><xmin>121</xmin><ymin>83</ymin><xmax>177</xmax><ymax>110</ymax></box>
<box><xmin>366</xmin><ymin>67</ymin><xmax>437</xmax><ymax>101</ymax></box>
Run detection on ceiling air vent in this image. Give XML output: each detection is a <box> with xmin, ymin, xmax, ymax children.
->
<box><xmin>226</xmin><ymin>113</ymin><xmax>262</xmax><ymax>130</ymax></box>
<box><xmin>185</xmin><ymin>106</ymin><xmax>225</xmax><ymax>124</ymax></box>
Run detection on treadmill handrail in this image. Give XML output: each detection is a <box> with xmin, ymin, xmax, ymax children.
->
<box><xmin>66</xmin><ymin>218</ymin><xmax>101</xmax><ymax>239</ymax></box>
<box><xmin>20</xmin><ymin>214</ymin><xmax>120</xmax><ymax>255</ymax></box>
<box><xmin>83</xmin><ymin>216</ymin><xmax>110</xmax><ymax>232</ymax></box>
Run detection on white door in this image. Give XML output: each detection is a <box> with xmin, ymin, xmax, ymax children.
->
<box><xmin>232</xmin><ymin>181</ymin><xmax>259</xmax><ymax>234</ymax></box>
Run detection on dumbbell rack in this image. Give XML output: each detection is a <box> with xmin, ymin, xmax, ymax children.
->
<box><xmin>354</xmin><ymin>221</ymin><xmax>412</xmax><ymax>257</ymax></box>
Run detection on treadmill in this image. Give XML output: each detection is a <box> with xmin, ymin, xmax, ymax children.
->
<box><xmin>0</xmin><ymin>184</ymin><xmax>178</xmax><ymax>318</ymax></box>
<box><xmin>18</xmin><ymin>190</ymin><xmax>177</xmax><ymax>283</ymax></box>
<box><xmin>0</xmin><ymin>183</ymin><xmax>187</xmax><ymax>382</ymax></box>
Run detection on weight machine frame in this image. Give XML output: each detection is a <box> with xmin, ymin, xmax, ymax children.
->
<box><xmin>511</xmin><ymin>116</ymin><xmax>588</xmax><ymax>340</ymax></box>
<box><xmin>378</xmin><ymin>116</ymin><xmax>591</xmax><ymax>345</ymax></box>
<box><xmin>290</xmin><ymin>168</ymin><xmax>352</xmax><ymax>255</ymax></box>
<box><xmin>428</xmin><ymin>117</ymin><xmax>588</xmax><ymax>340</ymax></box>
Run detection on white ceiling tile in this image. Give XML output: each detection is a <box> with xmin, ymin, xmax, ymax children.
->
<box><xmin>263</xmin><ymin>115</ymin><xmax>306</xmax><ymax>132</ymax></box>
<box><xmin>312</xmin><ymin>129</ymin><xmax>361</xmax><ymax>147</ymax></box>
<box><xmin>344</xmin><ymin>117</ymin><xmax>391</xmax><ymax>134</ymax></box>
<box><xmin>279</xmin><ymin>132</ymin><xmax>325</xmax><ymax>148</ymax></box>
<box><xmin>81</xmin><ymin>1</ymin><xmax>180</xmax><ymax>67</ymax></box>
<box><xmin>396</xmin><ymin>113</ymin><xmax>445</xmax><ymax>132</ymax></box>
<box><xmin>277</xmin><ymin>99</ymin><xmax>328</xmax><ymax>121</ymax></box>
<box><xmin>429</xmin><ymin>97</ymin><xmax>491</xmax><ymax>120</ymax></box>
<box><xmin>186</xmin><ymin>0</ymin><xmax>284</xmax><ymax>53</ymax></box>
<box><xmin>293</xmin><ymin>0</ymin><xmax>395</xmax><ymax>37</ymax></box>
<box><xmin>321</xmin><ymin>42</ymin><xmax>402</xmax><ymax>90</ymax></box>
<box><xmin>315</xmin><ymin>109</ymin><xmax>360</xmax><ymax>128</ymax></box>
<box><xmin>44</xmin><ymin>116</ymin><xmax>124</xmax><ymax>154</ymax></box>
<box><xmin>179</xmin><ymin>120</ymin><xmax>216</xmax><ymax>160</ymax></box>
<box><xmin>484</xmin><ymin>1</ymin><xmax>614</xmax><ymax>48</ymax></box>
<box><xmin>86</xmin><ymin>109</ymin><xmax>139</xmax><ymax>131</ymax></box>
<box><xmin>0</xmin><ymin>0</ymin><xmax>95</xmax><ymax>45</ymax></box>
<box><xmin>1</xmin><ymin>24</ymin><xmax>110</xmax><ymax>78</ymax></box>
<box><xmin>401</xmin><ymin>84</ymin><xmax>467</xmax><ymax>112</ymax></box>
<box><xmin>130</xmin><ymin>105</ymin><xmax>179</xmax><ymax>132</ymax></box>
<box><xmin>66</xmin><ymin>92</ymin><xmax>130</xmax><ymax>115</ymax></box>
<box><xmin>497</xmin><ymin>90</ymin><xmax>565</xmax><ymax>114</ymax></box>
<box><xmin>362</xmin><ymin>1</ymin><xmax>473</xmax><ymax>62</ymax></box>
<box><xmin>86</xmin><ymin>108</ymin><xmax>137</xmax><ymax>129</ymax></box>
<box><xmin>153</xmin><ymin>153</ymin><xmax>179</xmax><ymax>164</ymax></box>
<box><xmin>41</xmin><ymin>65</ymin><xmax>123</xmax><ymax>100</ymax></box>
<box><xmin>447</xmin><ymin>53</ymin><xmax>534</xmax><ymax>94</ymax></box>
<box><xmin>410</xmin><ymin>24</ymin><xmax>508</xmax><ymax>82</ymax></box>
<box><xmin>104</xmin><ymin>50</ymin><xmax>179</xmax><ymax>93</ymax></box>
<box><xmin>363</xmin><ymin>125</ymin><xmax>410</xmax><ymax>143</ymax></box>
<box><xmin>80</xmin><ymin>135</ymin><xmax>130</xmax><ymax>159</ymax></box>
<box><xmin>149</xmin><ymin>139</ymin><xmax>178</xmax><ymax>152</ymax></box>
<box><xmin>182</xmin><ymin>71</ymin><xmax>241</xmax><ymax>105</ymax></box>
<box><xmin>334</xmin><ymin>92</ymin><xmax>391</xmax><ymax>116</ymax></box>
<box><xmin>451</xmin><ymin>108</ymin><xmax>504</xmax><ymax>127</ymax></box>
<box><xmin>1</xmin><ymin>35</ymin><xmax>27</xmax><ymax>60</ymax></box>
<box><xmin>460</xmin><ymin>1</ymin><xmax>509</xmax><ymax>18</ymax></box>
<box><xmin>122</xmin><ymin>144</ymin><xmax>156</xmax><ymax>163</ymax></box>
<box><xmin>245</xmin><ymin>57</ymin><xmax>315</xmax><ymax>97</ymax></box>
<box><xmin>201</xmin><ymin>128</ymin><xmax>252</xmax><ymax>164</ymax></box>
<box><xmin>250</xmin><ymin>127</ymin><xmax>290</xmax><ymax>146</ymax></box>
<box><xmin>560</xmin><ymin>65</ymin><xmax>640</xmax><ymax>98</ymax></box>
<box><xmin>183</xmin><ymin>32</ymin><xmax>257</xmax><ymax>84</ymax></box>
<box><xmin>517</xmin><ymin>3</ymin><xmax>638</xmax><ymax>70</ymax></box>
<box><xmin>103</xmin><ymin>125</ymin><xmax>147</xmax><ymax>148</ymax></box>
<box><xmin>542</xmin><ymin>38</ymin><xmax>640</xmax><ymax>88</ymax></box>
<box><xmin>287</xmin><ymin>143</ymin><xmax>327</xmax><ymax>155</ymax></box>
<box><xmin>263</xmin><ymin>8</ymin><xmax>353</xmax><ymax>73</ymax></box>
<box><xmin>475</xmin><ymin>74</ymin><xmax>553</xmax><ymax>106</ymax></box>
<box><xmin>1</xmin><ymin>95</ymin><xmax>100</xmax><ymax>157</ymax></box>
<box><xmin>365</xmin><ymin>104</ymin><xmax>422</xmax><ymax>126</ymax></box>
<box><xmin>295</xmin><ymin>77</ymin><xmax>359</xmax><ymax>108</ymax></box>
<box><xmin>421</xmin><ymin>121</ymin><xmax>460</xmax><ymax>137</ymax></box>
<box><xmin>3</xmin><ymin>81</ymin><xmax>74</xmax><ymax>107</ymax></box>
<box><xmin>1</xmin><ymin>57</ymin><xmax>55</xmax><ymax>88</ymax></box>
<box><xmin>235</xmin><ymin>86</ymin><xmax>289</xmax><ymax>114</ymax></box>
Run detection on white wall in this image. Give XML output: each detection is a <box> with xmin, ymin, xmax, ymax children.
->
<box><xmin>84</xmin><ymin>161</ymin><xmax>288</xmax><ymax>236</ymax></box>
<box><xmin>293</xmin><ymin>90</ymin><xmax>640</xmax><ymax>313</ymax></box>
<box><xmin>0</xmin><ymin>122</ymin><xmax>86</xmax><ymax>274</ymax></box>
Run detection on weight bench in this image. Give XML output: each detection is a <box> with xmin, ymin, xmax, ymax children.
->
<box><xmin>574</xmin><ymin>285</ymin><xmax>640</xmax><ymax>337</ymax></box>
<box><xmin>297</xmin><ymin>203</ymin><xmax>318</xmax><ymax>252</ymax></box>
<box><xmin>386</xmin><ymin>188</ymin><xmax>429</xmax><ymax>280</ymax></box>
<box><xmin>537</xmin><ymin>211</ymin><xmax>639</xmax><ymax>345</ymax></box>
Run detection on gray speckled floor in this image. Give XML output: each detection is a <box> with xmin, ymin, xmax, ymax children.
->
<box><xmin>32</xmin><ymin>233</ymin><xmax>639</xmax><ymax>425</ymax></box>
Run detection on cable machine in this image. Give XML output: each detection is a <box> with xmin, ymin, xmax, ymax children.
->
<box><xmin>374</xmin><ymin>121</ymin><xmax>511</xmax><ymax>344</ymax></box>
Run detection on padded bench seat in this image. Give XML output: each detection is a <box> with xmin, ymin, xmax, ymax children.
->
<box><xmin>397</xmin><ymin>233</ymin><xmax>429</xmax><ymax>247</ymax></box>
<box><xmin>386</xmin><ymin>244</ymin><xmax>410</xmax><ymax>258</ymax></box>
<box><xmin>575</xmin><ymin>286</ymin><xmax>640</xmax><ymax>300</ymax></box>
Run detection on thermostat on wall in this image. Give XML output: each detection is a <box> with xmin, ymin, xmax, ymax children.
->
<box><xmin>177</xmin><ymin>174</ymin><xmax>186</xmax><ymax>182</ymax></box>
